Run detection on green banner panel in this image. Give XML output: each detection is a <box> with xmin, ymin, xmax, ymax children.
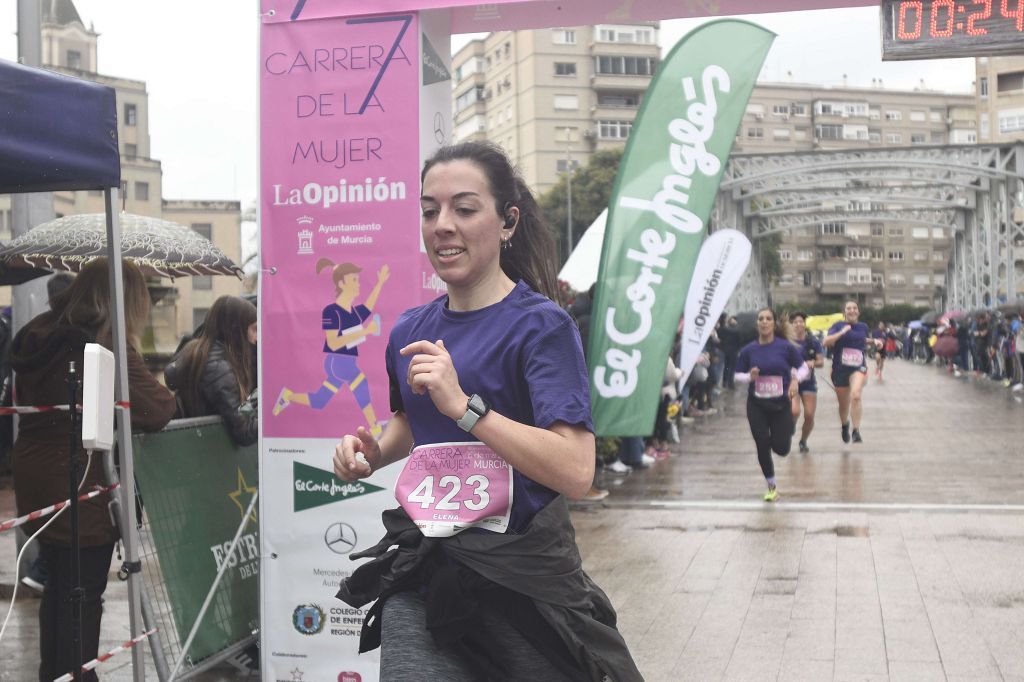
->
<box><xmin>133</xmin><ymin>422</ymin><xmax>259</xmax><ymax>663</ymax></box>
<box><xmin>588</xmin><ymin>20</ymin><xmax>775</xmax><ymax>436</ymax></box>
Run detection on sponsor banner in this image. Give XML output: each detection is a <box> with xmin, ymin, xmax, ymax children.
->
<box><xmin>587</xmin><ymin>20</ymin><xmax>774</xmax><ymax>436</ymax></box>
<box><xmin>260</xmin><ymin>10</ymin><xmax>450</xmax><ymax>681</ymax></box>
<box><xmin>132</xmin><ymin>422</ymin><xmax>259</xmax><ymax>663</ymax></box>
<box><xmin>678</xmin><ymin>229</ymin><xmax>752</xmax><ymax>385</ymax></box>
<box><xmin>262</xmin><ymin>439</ymin><xmax>401</xmax><ymax>681</ymax></box>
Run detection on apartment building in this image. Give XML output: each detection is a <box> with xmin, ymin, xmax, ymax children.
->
<box><xmin>0</xmin><ymin>0</ymin><xmax>242</xmax><ymax>358</ymax></box>
<box><xmin>976</xmin><ymin>56</ymin><xmax>1024</xmax><ymax>143</ymax></box>
<box><xmin>736</xmin><ymin>82</ymin><xmax>977</xmax><ymax>308</ymax></box>
<box><xmin>451</xmin><ymin>23</ymin><xmax>660</xmax><ymax>194</ymax></box>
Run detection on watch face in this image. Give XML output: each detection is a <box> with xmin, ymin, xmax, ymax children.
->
<box><xmin>468</xmin><ymin>394</ymin><xmax>488</xmax><ymax>415</ymax></box>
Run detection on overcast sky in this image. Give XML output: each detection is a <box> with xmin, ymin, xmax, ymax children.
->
<box><xmin>2</xmin><ymin>3</ymin><xmax>976</xmax><ymax>209</ymax></box>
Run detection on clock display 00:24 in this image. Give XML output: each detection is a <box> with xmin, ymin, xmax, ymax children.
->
<box><xmin>881</xmin><ymin>0</ymin><xmax>1024</xmax><ymax>60</ymax></box>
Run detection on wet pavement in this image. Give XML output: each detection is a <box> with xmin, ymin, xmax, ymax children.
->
<box><xmin>2</xmin><ymin>359</ymin><xmax>1023</xmax><ymax>680</ymax></box>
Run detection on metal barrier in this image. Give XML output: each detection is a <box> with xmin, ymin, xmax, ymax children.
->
<box><xmin>125</xmin><ymin>416</ymin><xmax>259</xmax><ymax>680</ymax></box>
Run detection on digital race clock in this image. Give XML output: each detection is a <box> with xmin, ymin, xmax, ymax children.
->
<box><xmin>881</xmin><ymin>0</ymin><xmax>1024</xmax><ymax>60</ymax></box>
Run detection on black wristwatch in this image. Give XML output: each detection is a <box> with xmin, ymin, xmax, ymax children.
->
<box><xmin>456</xmin><ymin>394</ymin><xmax>490</xmax><ymax>432</ymax></box>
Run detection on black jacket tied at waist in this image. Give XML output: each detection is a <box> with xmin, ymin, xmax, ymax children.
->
<box><xmin>336</xmin><ymin>497</ymin><xmax>642</xmax><ymax>682</ymax></box>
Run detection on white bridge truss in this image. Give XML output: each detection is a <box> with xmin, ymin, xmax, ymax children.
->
<box><xmin>713</xmin><ymin>144</ymin><xmax>1024</xmax><ymax>312</ymax></box>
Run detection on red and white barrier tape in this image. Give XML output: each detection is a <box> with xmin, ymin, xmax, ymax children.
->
<box><xmin>0</xmin><ymin>484</ymin><xmax>120</xmax><ymax>534</ymax></box>
<box><xmin>53</xmin><ymin>628</ymin><xmax>158</xmax><ymax>682</ymax></box>
<box><xmin>0</xmin><ymin>401</ymin><xmax>131</xmax><ymax>416</ymax></box>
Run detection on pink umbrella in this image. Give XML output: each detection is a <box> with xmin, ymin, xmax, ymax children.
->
<box><xmin>939</xmin><ymin>310</ymin><xmax>965</xmax><ymax>326</ymax></box>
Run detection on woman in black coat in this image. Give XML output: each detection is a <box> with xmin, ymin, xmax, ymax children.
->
<box><xmin>165</xmin><ymin>295</ymin><xmax>257</xmax><ymax>445</ymax></box>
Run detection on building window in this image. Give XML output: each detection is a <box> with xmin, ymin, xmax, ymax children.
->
<box><xmin>554</xmin><ymin>62</ymin><xmax>576</xmax><ymax>77</ymax></box>
<box><xmin>556</xmin><ymin>159</ymin><xmax>580</xmax><ymax>173</ymax></box>
<box><xmin>815</xmin><ymin>124</ymin><xmax>842</xmax><ymax>140</ymax></box>
<box><xmin>598</xmin><ymin>120</ymin><xmax>632</xmax><ymax>139</ymax></box>
<box><xmin>193</xmin><ymin>275</ymin><xmax>213</xmax><ymax>290</ymax></box>
<box><xmin>996</xmin><ymin>70</ymin><xmax>1024</xmax><ymax>93</ymax></box>
<box><xmin>552</xmin><ymin>29</ymin><xmax>576</xmax><ymax>45</ymax></box>
<box><xmin>886</xmin><ymin>132</ymin><xmax>903</xmax><ymax>144</ymax></box>
<box><xmin>820</xmin><ymin>221</ymin><xmax>846</xmax><ymax>235</ymax></box>
<box><xmin>888</xmin><ymin>250</ymin><xmax>904</xmax><ymax>262</ymax></box>
<box><xmin>889</xmin><ymin>226</ymin><xmax>904</xmax><ymax>237</ymax></box>
<box><xmin>798</xmin><ymin>249</ymin><xmax>813</xmax><ymax>261</ymax></box>
<box><xmin>914</xmin><ymin>250</ymin><xmax>929</xmax><ymax>261</ymax></box>
<box><xmin>598</xmin><ymin>93</ymin><xmax>638</xmax><ymax>107</ymax></box>
<box><xmin>801</xmin><ymin>271</ymin><xmax>813</xmax><ymax>286</ymax></box>
<box><xmin>913</xmin><ymin>274</ymin><xmax>931</xmax><ymax>287</ymax></box>
<box><xmin>455</xmin><ymin>85</ymin><xmax>484</xmax><ymax>112</ymax></box>
<box><xmin>885</xmin><ymin>110</ymin><xmax>902</xmax><ymax>121</ymax></box>
<box><xmin>124</xmin><ymin>103</ymin><xmax>137</xmax><ymax>127</ymax></box>
<box><xmin>553</xmin><ymin>94</ymin><xmax>579</xmax><ymax>110</ymax></box>
<box><xmin>889</xmin><ymin>273</ymin><xmax>906</xmax><ymax>286</ymax></box>
<box><xmin>134</xmin><ymin>181</ymin><xmax>149</xmax><ymax>201</ymax></box>
<box><xmin>912</xmin><ymin>227</ymin><xmax>930</xmax><ymax>239</ymax></box>
<box><xmin>869</xmin><ymin>130</ymin><xmax>882</xmax><ymax>143</ymax></box>
<box><xmin>67</xmin><ymin>50</ymin><xmax>81</xmax><ymax>69</ymax></box>
<box><xmin>594</xmin><ymin>55</ymin><xmax>656</xmax><ymax>76</ymax></box>
<box><xmin>930</xmin><ymin>109</ymin><xmax>943</xmax><ymax>122</ymax></box>
<box><xmin>779</xmin><ymin>249</ymin><xmax>792</xmax><ymax>261</ymax></box>
<box><xmin>124</xmin><ymin>143</ymin><xmax>137</xmax><ymax>158</ymax></box>
<box><xmin>910</xmin><ymin>133</ymin><xmax>926</xmax><ymax>145</ymax></box>
<box><xmin>192</xmin><ymin>223</ymin><xmax>212</xmax><ymax>241</ymax></box>
<box><xmin>872</xmin><ymin>273</ymin><xmax>884</xmax><ymax>287</ymax></box>
<box><xmin>773</xmin><ymin>128</ymin><xmax>791</xmax><ymax>139</ymax></box>
<box><xmin>747</xmin><ymin>127</ymin><xmax>764</xmax><ymax>139</ymax></box>
<box><xmin>933</xmin><ymin>251</ymin><xmax>946</xmax><ymax>261</ymax></box>
<box><xmin>871</xmin><ymin>222</ymin><xmax>884</xmax><ymax>236</ymax></box>
<box><xmin>193</xmin><ymin>307</ymin><xmax>209</xmax><ymax>330</ymax></box>
<box><xmin>910</xmin><ymin>110</ymin><xmax>927</xmax><ymax>122</ymax></box>
<box><xmin>772</xmin><ymin>104</ymin><xmax>789</xmax><ymax>116</ymax></box>
<box><xmin>871</xmin><ymin>247</ymin><xmax>884</xmax><ymax>260</ymax></box>
<box><xmin>980</xmin><ymin>77</ymin><xmax>988</xmax><ymax>98</ymax></box>
<box><xmin>998</xmin><ymin>110</ymin><xmax>1024</xmax><ymax>134</ymax></box>
<box><xmin>791</xmin><ymin>103</ymin><xmax>808</xmax><ymax>116</ymax></box>
<box><xmin>930</xmin><ymin>131</ymin><xmax>945</xmax><ymax>143</ymax></box>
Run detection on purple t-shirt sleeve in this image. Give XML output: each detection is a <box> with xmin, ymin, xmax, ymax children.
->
<box><xmin>523</xmin><ymin>318</ymin><xmax>593</xmax><ymax>432</ymax></box>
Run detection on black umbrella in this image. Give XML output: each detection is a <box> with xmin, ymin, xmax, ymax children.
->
<box><xmin>0</xmin><ymin>263</ymin><xmax>51</xmax><ymax>286</ymax></box>
<box><xmin>920</xmin><ymin>311</ymin><xmax>939</xmax><ymax>325</ymax></box>
<box><xmin>0</xmin><ymin>212</ymin><xmax>242</xmax><ymax>279</ymax></box>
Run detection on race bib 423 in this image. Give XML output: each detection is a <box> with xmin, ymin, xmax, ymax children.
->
<box><xmin>395</xmin><ymin>442</ymin><xmax>513</xmax><ymax>537</ymax></box>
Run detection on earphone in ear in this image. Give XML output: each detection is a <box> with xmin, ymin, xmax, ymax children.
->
<box><xmin>502</xmin><ymin>202</ymin><xmax>516</xmax><ymax>229</ymax></box>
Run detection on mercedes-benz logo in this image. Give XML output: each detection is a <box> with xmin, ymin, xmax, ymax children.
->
<box><xmin>433</xmin><ymin>112</ymin><xmax>446</xmax><ymax>144</ymax></box>
<box><xmin>324</xmin><ymin>522</ymin><xmax>357</xmax><ymax>554</ymax></box>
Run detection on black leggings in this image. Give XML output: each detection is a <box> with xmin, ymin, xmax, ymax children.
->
<box><xmin>746</xmin><ymin>396</ymin><xmax>793</xmax><ymax>480</ymax></box>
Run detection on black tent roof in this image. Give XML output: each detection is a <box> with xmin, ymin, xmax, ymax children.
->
<box><xmin>0</xmin><ymin>58</ymin><xmax>119</xmax><ymax>194</ymax></box>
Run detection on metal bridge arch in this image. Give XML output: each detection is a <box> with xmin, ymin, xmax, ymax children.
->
<box><xmin>713</xmin><ymin>144</ymin><xmax>1024</xmax><ymax>312</ymax></box>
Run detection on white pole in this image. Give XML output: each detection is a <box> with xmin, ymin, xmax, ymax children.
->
<box><xmin>104</xmin><ymin>189</ymin><xmax>146</xmax><ymax>681</ymax></box>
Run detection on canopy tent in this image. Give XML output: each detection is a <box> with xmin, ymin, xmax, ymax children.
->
<box><xmin>0</xmin><ymin>57</ymin><xmax>149</xmax><ymax>676</ymax></box>
<box><xmin>0</xmin><ymin>58</ymin><xmax>120</xmax><ymax>192</ymax></box>
<box><xmin>558</xmin><ymin>208</ymin><xmax>606</xmax><ymax>293</ymax></box>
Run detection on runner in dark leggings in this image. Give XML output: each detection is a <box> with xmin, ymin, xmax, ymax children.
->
<box><xmin>789</xmin><ymin>311</ymin><xmax>824</xmax><ymax>454</ymax></box>
<box><xmin>734</xmin><ymin>307</ymin><xmax>809</xmax><ymax>502</ymax></box>
<box><xmin>824</xmin><ymin>300</ymin><xmax>882</xmax><ymax>444</ymax></box>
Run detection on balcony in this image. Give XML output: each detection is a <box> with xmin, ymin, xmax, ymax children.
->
<box><xmin>591</xmin><ymin>103</ymin><xmax>639</xmax><ymax>120</ymax></box>
<box><xmin>819</xmin><ymin>282</ymin><xmax>875</xmax><ymax>295</ymax></box>
<box><xmin>816</xmin><ymin>232</ymin><xmax>854</xmax><ymax>246</ymax></box>
<box><xmin>590</xmin><ymin>73</ymin><xmax>652</xmax><ymax>91</ymax></box>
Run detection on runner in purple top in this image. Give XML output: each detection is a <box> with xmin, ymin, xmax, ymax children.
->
<box><xmin>824</xmin><ymin>300</ymin><xmax>882</xmax><ymax>444</ymax></box>
<box><xmin>789</xmin><ymin>311</ymin><xmax>825</xmax><ymax>454</ymax></box>
<box><xmin>734</xmin><ymin>307</ymin><xmax>809</xmax><ymax>502</ymax></box>
<box><xmin>331</xmin><ymin>142</ymin><xmax>640</xmax><ymax>681</ymax></box>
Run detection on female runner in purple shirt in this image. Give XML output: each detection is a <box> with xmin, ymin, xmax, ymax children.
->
<box><xmin>734</xmin><ymin>308</ymin><xmax>809</xmax><ymax>502</ymax></box>
<box><xmin>824</xmin><ymin>300</ymin><xmax>882</xmax><ymax>443</ymax></box>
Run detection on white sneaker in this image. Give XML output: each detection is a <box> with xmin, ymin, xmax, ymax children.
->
<box><xmin>1012</xmin><ymin>383</ymin><xmax>1024</xmax><ymax>392</ymax></box>
<box><xmin>640</xmin><ymin>453</ymin><xmax>656</xmax><ymax>467</ymax></box>
<box><xmin>606</xmin><ymin>460</ymin><xmax>632</xmax><ymax>474</ymax></box>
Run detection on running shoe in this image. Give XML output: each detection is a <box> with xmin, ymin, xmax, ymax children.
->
<box><xmin>763</xmin><ymin>487</ymin><xmax>779</xmax><ymax>502</ymax></box>
<box><xmin>841</xmin><ymin>422</ymin><xmax>850</xmax><ymax>443</ymax></box>
<box><xmin>606</xmin><ymin>460</ymin><xmax>632</xmax><ymax>475</ymax></box>
<box><xmin>798</xmin><ymin>440</ymin><xmax>809</xmax><ymax>454</ymax></box>
<box><xmin>272</xmin><ymin>388</ymin><xmax>292</xmax><ymax>416</ymax></box>
<box><xmin>851</xmin><ymin>428</ymin><xmax>863</xmax><ymax>443</ymax></box>
<box><xmin>581</xmin><ymin>486</ymin><xmax>609</xmax><ymax>502</ymax></box>
<box><xmin>1012</xmin><ymin>383</ymin><xmax>1024</xmax><ymax>392</ymax></box>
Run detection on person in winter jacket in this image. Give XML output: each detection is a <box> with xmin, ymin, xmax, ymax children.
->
<box><xmin>11</xmin><ymin>258</ymin><xmax>176</xmax><ymax>682</ymax></box>
<box><xmin>165</xmin><ymin>295</ymin><xmax>257</xmax><ymax>446</ymax></box>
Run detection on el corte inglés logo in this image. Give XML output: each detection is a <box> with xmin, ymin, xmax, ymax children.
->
<box><xmin>293</xmin><ymin>461</ymin><xmax>384</xmax><ymax>512</ymax></box>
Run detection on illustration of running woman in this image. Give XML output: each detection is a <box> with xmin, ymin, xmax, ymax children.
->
<box><xmin>273</xmin><ymin>259</ymin><xmax>390</xmax><ymax>438</ymax></box>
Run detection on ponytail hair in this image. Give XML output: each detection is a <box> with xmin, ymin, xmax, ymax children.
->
<box><xmin>316</xmin><ymin>258</ymin><xmax>362</xmax><ymax>293</ymax></box>
<box><xmin>421</xmin><ymin>142</ymin><xmax>558</xmax><ymax>301</ymax></box>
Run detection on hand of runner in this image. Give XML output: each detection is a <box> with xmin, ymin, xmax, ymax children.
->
<box><xmin>334</xmin><ymin>426</ymin><xmax>380</xmax><ymax>481</ymax></box>
<box><xmin>750</xmin><ymin>367</ymin><xmax>760</xmax><ymax>379</ymax></box>
<box><xmin>841</xmin><ymin>324</ymin><xmax>852</xmax><ymax>335</ymax></box>
<box><xmin>400</xmin><ymin>338</ymin><xmax>467</xmax><ymax>419</ymax></box>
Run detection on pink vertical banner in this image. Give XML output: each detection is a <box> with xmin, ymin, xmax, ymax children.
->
<box><xmin>260</xmin><ymin>12</ymin><xmax>420</xmax><ymax>440</ymax></box>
